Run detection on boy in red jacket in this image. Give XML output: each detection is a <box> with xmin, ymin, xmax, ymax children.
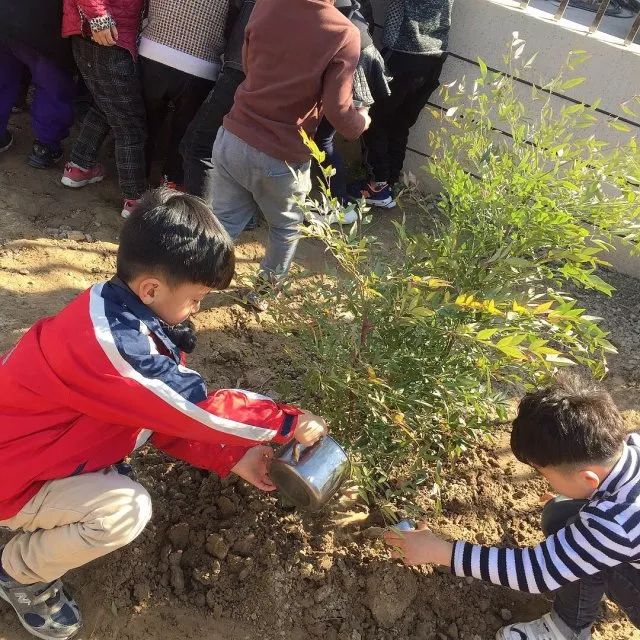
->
<box><xmin>0</xmin><ymin>189</ymin><xmax>326</xmax><ymax>640</ymax></box>
<box><xmin>59</xmin><ymin>0</ymin><xmax>148</xmax><ymax>218</ymax></box>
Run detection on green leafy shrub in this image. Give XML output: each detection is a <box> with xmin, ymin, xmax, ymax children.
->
<box><xmin>269</xmin><ymin>39</ymin><xmax>640</xmax><ymax>513</ymax></box>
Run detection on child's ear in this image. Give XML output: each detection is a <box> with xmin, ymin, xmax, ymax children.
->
<box><xmin>582</xmin><ymin>469</ymin><xmax>601</xmax><ymax>490</ymax></box>
<box><xmin>137</xmin><ymin>278</ymin><xmax>161</xmax><ymax>304</ymax></box>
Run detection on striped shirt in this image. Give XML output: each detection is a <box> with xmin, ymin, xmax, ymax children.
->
<box><xmin>451</xmin><ymin>434</ymin><xmax>640</xmax><ymax>593</ymax></box>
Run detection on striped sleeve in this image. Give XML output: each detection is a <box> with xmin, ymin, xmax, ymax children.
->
<box><xmin>451</xmin><ymin>513</ymin><xmax>636</xmax><ymax>593</ymax></box>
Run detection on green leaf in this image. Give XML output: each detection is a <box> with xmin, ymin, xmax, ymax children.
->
<box><xmin>560</xmin><ymin>77</ymin><xmax>586</xmax><ymax>91</ymax></box>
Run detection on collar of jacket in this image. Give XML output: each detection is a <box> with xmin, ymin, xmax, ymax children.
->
<box><xmin>107</xmin><ymin>276</ymin><xmax>181</xmax><ymax>363</ymax></box>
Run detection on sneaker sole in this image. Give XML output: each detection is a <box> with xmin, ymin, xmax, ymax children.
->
<box><xmin>0</xmin><ymin>138</ymin><xmax>14</xmax><ymax>153</ymax></box>
<box><xmin>61</xmin><ymin>175</ymin><xmax>104</xmax><ymax>188</ymax></box>
<box><xmin>27</xmin><ymin>155</ymin><xmax>63</xmax><ymax>170</ymax></box>
<box><xmin>364</xmin><ymin>197</ymin><xmax>396</xmax><ymax>209</ymax></box>
<box><xmin>0</xmin><ymin>587</ymin><xmax>83</xmax><ymax>640</ymax></box>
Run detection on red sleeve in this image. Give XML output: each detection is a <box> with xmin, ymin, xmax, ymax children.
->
<box><xmin>150</xmin><ymin>435</ymin><xmax>249</xmax><ymax>477</ymax></box>
<box><xmin>30</xmin><ymin>286</ymin><xmax>303</xmax><ymax>450</ymax></box>
<box><xmin>76</xmin><ymin>0</ymin><xmax>113</xmax><ymax>26</ymax></box>
<box><xmin>322</xmin><ymin>29</ymin><xmax>366</xmax><ymax>140</ymax></box>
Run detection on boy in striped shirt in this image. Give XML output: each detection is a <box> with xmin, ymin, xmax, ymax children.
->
<box><xmin>385</xmin><ymin>378</ymin><xmax>640</xmax><ymax>640</ymax></box>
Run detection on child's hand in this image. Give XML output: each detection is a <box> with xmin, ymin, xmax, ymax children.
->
<box><xmin>231</xmin><ymin>446</ymin><xmax>276</xmax><ymax>492</ymax></box>
<box><xmin>92</xmin><ymin>24</ymin><xmax>119</xmax><ymax>46</ymax></box>
<box><xmin>294</xmin><ymin>411</ymin><xmax>328</xmax><ymax>446</ymax></box>
<box><xmin>357</xmin><ymin>107</ymin><xmax>372</xmax><ymax>131</ymax></box>
<box><xmin>383</xmin><ymin>523</ymin><xmax>454</xmax><ymax>567</ymax></box>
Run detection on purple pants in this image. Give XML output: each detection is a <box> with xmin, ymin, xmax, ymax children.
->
<box><xmin>0</xmin><ymin>40</ymin><xmax>75</xmax><ymax>146</ymax></box>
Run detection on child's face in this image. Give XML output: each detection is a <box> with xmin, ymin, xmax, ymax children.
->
<box><xmin>134</xmin><ymin>277</ymin><xmax>212</xmax><ymax>325</ymax></box>
<box><xmin>536</xmin><ymin>465</ymin><xmax>601</xmax><ymax>500</ymax></box>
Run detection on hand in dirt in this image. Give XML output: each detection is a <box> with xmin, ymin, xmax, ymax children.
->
<box><xmin>383</xmin><ymin>522</ymin><xmax>454</xmax><ymax>567</ymax></box>
<box><xmin>294</xmin><ymin>412</ymin><xmax>328</xmax><ymax>446</ymax></box>
<box><xmin>231</xmin><ymin>446</ymin><xmax>276</xmax><ymax>492</ymax></box>
<box><xmin>92</xmin><ymin>24</ymin><xmax>119</xmax><ymax>46</ymax></box>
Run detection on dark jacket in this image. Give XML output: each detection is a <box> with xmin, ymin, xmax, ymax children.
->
<box><xmin>335</xmin><ymin>0</ymin><xmax>389</xmax><ymax>106</ymax></box>
<box><xmin>0</xmin><ymin>0</ymin><xmax>73</xmax><ymax>70</ymax></box>
<box><xmin>224</xmin><ymin>0</ymin><xmax>255</xmax><ymax>71</ymax></box>
<box><xmin>383</xmin><ymin>0</ymin><xmax>453</xmax><ymax>55</ymax></box>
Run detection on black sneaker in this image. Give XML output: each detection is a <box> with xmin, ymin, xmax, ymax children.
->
<box><xmin>0</xmin><ymin>551</ymin><xmax>83</xmax><ymax>639</ymax></box>
<box><xmin>0</xmin><ymin>131</ymin><xmax>14</xmax><ymax>153</ymax></box>
<box><xmin>27</xmin><ymin>141</ymin><xmax>63</xmax><ymax>169</ymax></box>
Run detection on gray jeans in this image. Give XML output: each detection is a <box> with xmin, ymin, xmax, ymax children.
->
<box><xmin>210</xmin><ymin>127</ymin><xmax>311</xmax><ymax>281</ymax></box>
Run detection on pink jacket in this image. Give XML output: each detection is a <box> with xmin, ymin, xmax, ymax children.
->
<box><xmin>62</xmin><ymin>0</ymin><xmax>144</xmax><ymax>57</ymax></box>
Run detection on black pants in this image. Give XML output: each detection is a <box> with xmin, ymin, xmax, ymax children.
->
<box><xmin>362</xmin><ymin>51</ymin><xmax>445</xmax><ymax>186</ymax></box>
<box><xmin>140</xmin><ymin>57</ymin><xmax>214</xmax><ymax>185</ymax></box>
<box><xmin>71</xmin><ymin>37</ymin><xmax>147</xmax><ymax>200</ymax></box>
<box><xmin>543</xmin><ymin>497</ymin><xmax>640</xmax><ymax>632</ymax></box>
<box><xmin>179</xmin><ymin>66</ymin><xmax>245</xmax><ymax>199</ymax></box>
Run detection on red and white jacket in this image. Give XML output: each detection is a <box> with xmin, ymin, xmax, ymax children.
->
<box><xmin>0</xmin><ymin>280</ymin><xmax>301</xmax><ymax>520</ymax></box>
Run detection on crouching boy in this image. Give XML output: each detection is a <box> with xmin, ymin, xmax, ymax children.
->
<box><xmin>385</xmin><ymin>378</ymin><xmax>640</xmax><ymax>640</ymax></box>
<box><xmin>0</xmin><ymin>189</ymin><xmax>326</xmax><ymax>640</ymax></box>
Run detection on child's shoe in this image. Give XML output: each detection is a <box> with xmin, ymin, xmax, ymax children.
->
<box><xmin>27</xmin><ymin>142</ymin><xmax>63</xmax><ymax>169</ymax></box>
<box><xmin>347</xmin><ymin>180</ymin><xmax>396</xmax><ymax>209</ymax></box>
<box><xmin>121</xmin><ymin>198</ymin><xmax>142</xmax><ymax>219</ymax></box>
<box><xmin>0</xmin><ymin>131</ymin><xmax>14</xmax><ymax>153</ymax></box>
<box><xmin>0</xmin><ymin>553</ymin><xmax>83</xmax><ymax>640</ymax></box>
<box><xmin>309</xmin><ymin>205</ymin><xmax>358</xmax><ymax>226</ymax></box>
<box><xmin>61</xmin><ymin>162</ymin><xmax>105</xmax><ymax>188</ymax></box>
<box><xmin>496</xmin><ymin>613</ymin><xmax>587</xmax><ymax>640</ymax></box>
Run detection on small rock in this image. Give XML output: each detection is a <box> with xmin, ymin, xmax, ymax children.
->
<box><xmin>478</xmin><ymin>598</ymin><xmax>490</xmax><ymax>613</ymax></box>
<box><xmin>233</xmin><ymin>533</ymin><xmax>256</xmax><ymax>557</ymax></box>
<box><xmin>205</xmin><ymin>533</ymin><xmax>229</xmax><ymax>560</ymax></box>
<box><xmin>67</xmin><ymin>230</ymin><xmax>86</xmax><ymax>242</ymax></box>
<box><xmin>169</xmin><ymin>551</ymin><xmax>185</xmax><ymax>593</ymax></box>
<box><xmin>248</xmin><ymin>499</ymin><xmax>264</xmax><ymax>513</ymax></box>
<box><xmin>18</xmin><ymin>269</ymin><xmax>29</xmax><ymax>276</ymax></box>
<box><xmin>362</xmin><ymin>526</ymin><xmax>385</xmax><ymax>540</ymax></box>
<box><xmin>465</xmin><ymin>576</ymin><xmax>474</xmax><ymax>585</ymax></box>
<box><xmin>193</xmin><ymin>560</ymin><xmax>221</xmax><ymax>586</ymax></box>
<box><xmin>167</xmin><ymin>522</ymin><xmax>190</xmax><ymax>550</ymax></box>
<box><xmin>501</xmin><ymin>608</ymin><xmax>513</xmax><ymax>622</ymax></box>
<box><xmin>84</xmin><ymin>233</ymin><xmax>95</xmax><ymax>243</ymax></box>
<box><xmin>132</xmin><ymin>582</ymin><xmax>150</xmax><ymax>603</ymax></box>
<box><xmin>314</xmin><ymin>584</ymin><xmax>332</xmax><ymax>603</ymax></box>
<box><xmin>447</xmin><ymin>622</ymin><xmax>459</xmax><ymax>639</ymax></box>
<box><xmin>217</xmin><ymin>496</ymin><xmax>236</xmax><ymax>517</ymax></box>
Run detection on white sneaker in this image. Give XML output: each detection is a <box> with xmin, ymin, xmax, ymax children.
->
<box><xmin>309</xmin><ymin>207</ymin><xmax>358</xmax><ymax>226</ymax></box>
<box><xmin>497</xmin><ymin>613</ymin><xmax>583</xmax><ymax>640</ymax></box>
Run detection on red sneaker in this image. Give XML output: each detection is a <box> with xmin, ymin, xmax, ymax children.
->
<box><xmin>61</xmin><ymin>162</ymin><xmax>105</xmax><ymax>188</ymax></box>
<box><xmin>121</xmin><ymin>198</ymin><xmax>142</xmax><ymax>219</ymax></box>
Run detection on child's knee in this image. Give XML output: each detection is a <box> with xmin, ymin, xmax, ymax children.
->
<box><xmin>82</xmin><ymin>483</ymin><xmax>152</xmax><ymax>548</ymax></box>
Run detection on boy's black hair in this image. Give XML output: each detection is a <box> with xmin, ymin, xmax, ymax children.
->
<box><xmin>117</xmin><ymin>189</ymin><xmax>235</xmax><ymax>289</ymax></box>
<box><xmin>511</xmin><ymin>376</ymin><xmax>626</xmax><ymax>468</ymax></box>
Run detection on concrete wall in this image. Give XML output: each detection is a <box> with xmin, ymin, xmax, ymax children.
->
<box><xmin>369</xmin><ymin>0</ymin><xmax>640</xmax><ymax>275</ymax></box>
<box><xmin>370</xmin><ymin>0</ymin><xmax>640</xmax><ymax>184</ymax></box>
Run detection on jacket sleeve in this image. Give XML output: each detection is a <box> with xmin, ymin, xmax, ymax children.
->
<box><xmin>150</xmin><ymin>435</ymin><xmax>249</xmax><ymax>477</ymax></box>
<box><xmin>44</xmin><ymin>293</ymin><xmax>302</xmax><ymax>450</ymax></box>
<box><xmin>75</xmin><ymin>0</ymin><xmax>115</xmax><ymax>31</ymax></box>
<box><xmin>322</xmin><ymin>30</ymin><xmax>366</xmax><ymax>140</ymax></box>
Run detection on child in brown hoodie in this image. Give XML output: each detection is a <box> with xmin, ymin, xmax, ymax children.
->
<box><xmin>210</xmin><ymin>0</ymin><xmax>370</xmax><ymax>311</ymax></box>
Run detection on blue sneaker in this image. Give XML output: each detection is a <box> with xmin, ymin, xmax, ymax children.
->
<box><xmin>0</xmin><ymin>550</ymin><xmax>83</xmax><ymax>639</ymax></box>
<box><xmin>27</xmin><ymin>142</ymin><xmax>63</xmax><ymax>169</ymax></box>
<box><xmin>347</xmin><ymin>180</ymin><xmax>396</xmax><ymax>209</ymax></box>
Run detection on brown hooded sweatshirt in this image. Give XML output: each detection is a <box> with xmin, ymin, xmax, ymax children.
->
<box><xmin>223</xmin><ymin>0</ymin><xmax>366</xmax><ymax>163</ymax></box>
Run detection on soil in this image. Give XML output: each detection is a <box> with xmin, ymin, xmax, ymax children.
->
<box><xmin>2</xmin><ymin>111</ymin><xmax>640</xmax><ymax>640</ymax></box>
